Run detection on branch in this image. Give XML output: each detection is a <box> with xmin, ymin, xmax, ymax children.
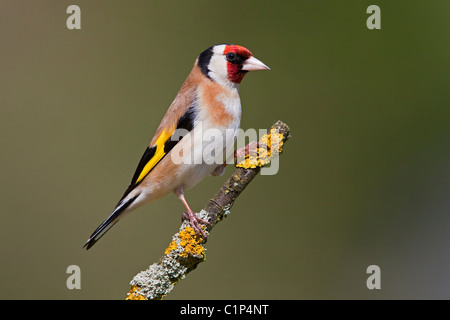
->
<box><xmin>126</xmin><ymin>120</ymin><xmax>291</xmax><ymax>300</ymax></box>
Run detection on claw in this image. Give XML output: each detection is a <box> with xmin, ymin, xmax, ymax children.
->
<box><xmin>235</xmin><ymin>141</ymin><xmax>268</xmax><ymax>163</ymax></box>
<box><xmin>176</xmin><ymin>187</ymin><xmax>210</xmax><ymax>240</ymax></box>
<box><xmin>181</xmin><ymin>211</ymin><xmax>210</xmax><ymax>240</ymax></box>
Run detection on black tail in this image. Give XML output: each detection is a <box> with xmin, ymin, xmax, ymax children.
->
<box><xmin>83</xmin><ymin>195</ymin><xmax>138</xmax><ymax>250</ymax></box>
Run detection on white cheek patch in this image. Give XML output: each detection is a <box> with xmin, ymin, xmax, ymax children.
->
<box><xmin>208</xmin><ymin>45</ymin><xmax>229</xmax><ymax>86</ymax></box>
<box><xmin>208</xmin><ymin>56</ymin><xmax>228</xmax><ymax>84</ymax></box>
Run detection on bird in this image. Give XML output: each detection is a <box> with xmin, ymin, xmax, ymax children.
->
<box><xmin>83</xmin><ymin>44</ymin><xmax>270</xmax><ymax>250</ymax></box>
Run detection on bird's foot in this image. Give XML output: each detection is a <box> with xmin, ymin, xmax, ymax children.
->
<box><xmin>181</xmin><ymin>211</ymin><xmax>211</xmax><ymax>240</ymax></box>
<box><xmin>235</xmin><ymin>141</ymin><xmax>268</xmax><ymax>163</ymax></box>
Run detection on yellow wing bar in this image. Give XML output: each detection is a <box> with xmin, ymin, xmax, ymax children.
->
<box><xmin>135</xmin><ymin>128</ymin><xmax>174</xmax><ymax>184</ymax></box>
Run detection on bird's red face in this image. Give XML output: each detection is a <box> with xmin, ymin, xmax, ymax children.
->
<box><xmin>223</xmin><ymin>45</ymin><xmax>253</xmax><ymax>84</ymax></box>
<box><xmin>197</xmin><ymin>44</ymin><xmax>270</xmax><ymax>85</ymax></box>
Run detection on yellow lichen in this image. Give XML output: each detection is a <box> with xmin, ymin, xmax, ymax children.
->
<box><xmin>164</xmin><ymin>227</ymin><xmax>205</xmax><ymax>259</ymax></box>
<box><xmin>164</xmin><ymin>240</ymin><xmax>178</xmax><ymax>255</ymax></box>
<box><xmin>126</xmin><ymin>285</ymin><xmax>146</xmax><ymax>300</ymax></box>
<box><xmin>236</xmin><ymin>128</ymin><xmax>284</xmax><ymax>169</ymax></box>
<box><xmin>177</xmin><ymin>227</ymin><xmax>205</xmax><ymax>258</ymax></box>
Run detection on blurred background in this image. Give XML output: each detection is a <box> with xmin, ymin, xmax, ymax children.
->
<box><xmin>1</xmin><ymin>1</ymin><xmax>449</xmax><ymax>299</ymax></box>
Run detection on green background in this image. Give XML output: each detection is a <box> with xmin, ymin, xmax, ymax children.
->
<box><xmin>1</xmin><ymin>1</ymin><xmax>449</xmax><ymax>299</ymax></box>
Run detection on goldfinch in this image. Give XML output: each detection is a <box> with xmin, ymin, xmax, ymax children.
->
<box><xmin>83</xmin><ymin>44</ymin><xmax>269</xmax><ymax>250</ymax></box>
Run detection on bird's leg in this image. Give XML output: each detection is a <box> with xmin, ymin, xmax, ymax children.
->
<box><xmin>175</xmin><ymin>187</ymin><xmax>210</xmax><ymax>239</ymax></box>
<box><xmin>211</xmin><ymin>163</ymin><xmax>227</xmax><ymax>176</ymax></box>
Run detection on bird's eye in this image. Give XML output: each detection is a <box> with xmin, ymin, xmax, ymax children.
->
<box><xmin>226</xmin><ymin>52</ymin><xmax>236</xmax><ymax>62</ymax></box>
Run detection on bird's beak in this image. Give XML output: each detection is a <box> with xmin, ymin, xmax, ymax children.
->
<box><xmin>242</xmin><ymin>56</ymin><xmax>270</xmax><ymax>71</ymax></box>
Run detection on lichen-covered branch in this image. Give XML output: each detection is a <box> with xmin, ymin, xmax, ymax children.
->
<box><xmin>126</xmin><ymin>120</ymin><xmax>291</xmax><ymax>300</ymax></box>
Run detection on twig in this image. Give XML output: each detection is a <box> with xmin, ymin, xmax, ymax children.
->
<box><xmin>126</xmin><ymin>120</ymin><xmax>291</xmax><ymax>300</ymax></box>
